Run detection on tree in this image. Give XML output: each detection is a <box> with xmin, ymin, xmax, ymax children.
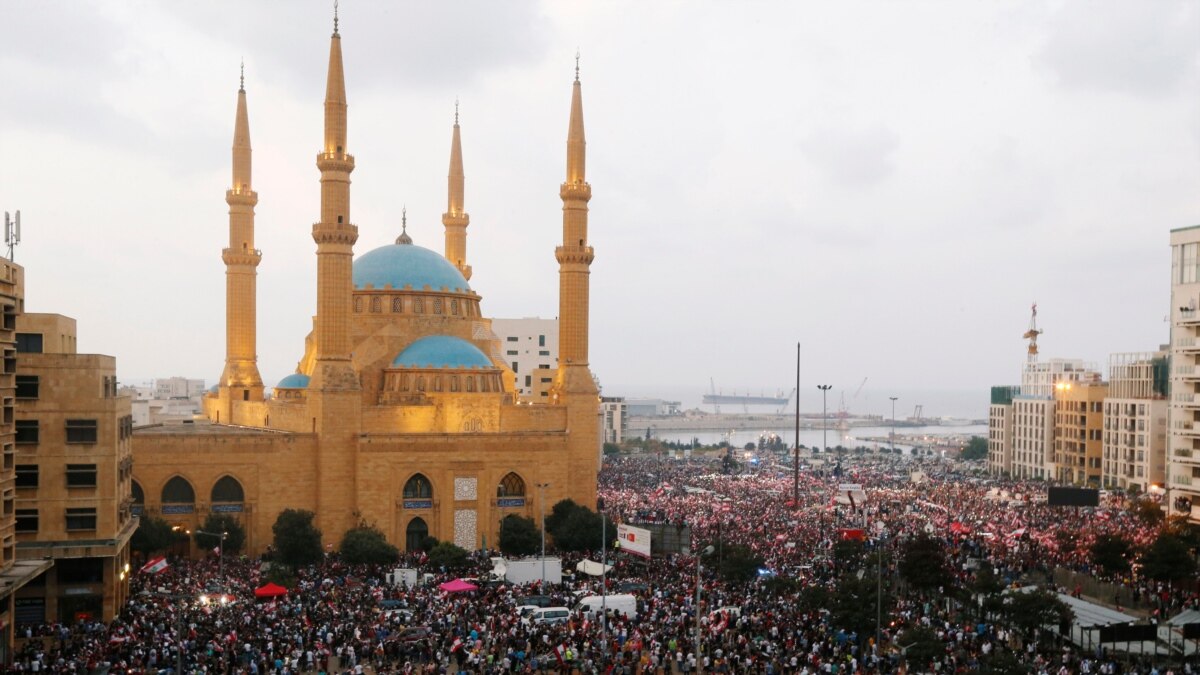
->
<box><xmin>831</xmin><ymin>569</ymin><xmax>891</xmax><ymax>637</ymax></box>
<box><xmin>498</xmin><ymin>515</ymin><xmax>541</xmax><ymax>556</ymax></box>
<box><xmin>978</xmin><ymin>650</ymin><xmax>1027</xmax><ymax>675</ymax></box>
<box><xmin>832</xmin><ymin>539</ymin><xmax>865</xmax><ymax>570</ymax></box>
<box><xmin>899</xmin><ymin>534</ymin><xmax>953</xmax><ymax>592</ymax></box>
<box><xmin>1002</xmin><ymin>588</ymin><xmax>1073</xmax><ymax>641</ymax></box>
<box><xmin>131</xmin><ymin>515</ymin><xmax>182</xmax><ymax>555</ymax></box>
<box><xmin>426</xmin><ymin>541</ymin><xmax>470</xmax><ymax>570</ymax></box>
<box><xmin>1131</xmin><ymin>499</ymin><xmax>1165</xmax><ymax>526</ymax></box>
<box><xmin>705</xmin><ymin>543</ymin><xmax>763</xmax><ymax>583</ymax></box>
<box><xmin>551</xmin><ymin>507</ymin><xmax>612</xmax><ymax>552</ymax></box>
<box><xmin>193</xmin><ymin>513</ymin><xmax>246</xmax><ymax>554</ymax></box>
<box><xmin>1140</xmin><ymin>533</ymin><xmax>1198</xmax><ymax>585</ymax></box>
<box><xmin>544</xmin><ymin>499</ymin><xmax>582</xmax><ymax>536</ymax></box>
<box><xmin>899</xmin><ymin>626</ymin><xmax>944</xmax><ymax>669</ymax></box>
<box><xmin>961</xmin><ymin>437</ymin><xmax>988</xmax><ymax>460</ymax></box>
<box><xmin>602</xmin><ymin>442</ymin><xmax>621</xmax><ymax>456</ymax></box>
<box><xmin>340</xmin><ymin>523</ymin><xmax>400</xmax><ymax>565</ymax></box>
<box><xmin>272</xmin><ymin>509</ymin><xmax>323</xmax><ymax>567</ymax></box>
<box><xmin>1088</xmin><ymin>534</ymin><xmax>1132</xmax><ymax>576</ymax></box>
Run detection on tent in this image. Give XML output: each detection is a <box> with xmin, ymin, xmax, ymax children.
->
<box><xmin>438</xmin><ymin>578</ymin><xmax>478</xmax><ymax>593</ymax></box>
<box><xmin>254</xmin><ymin>582</ymin><xmax>288</xmax><ymax>599</ymax></box>
<box><xmin>575</xmin><ymin>559</ymin><xmax>613</xmax><ymax>577</ymax></box>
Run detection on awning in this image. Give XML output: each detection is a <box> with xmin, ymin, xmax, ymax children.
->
<box><xmin>438</xmin><ymin>578</ymin><xmax>478</xmax><ymax>593</ymax></box>
<box><xmin>575</xmin><ymin>560</ymin><xmax>614</xmax><ymax>577</ymax></box>
<box><xmin>254</xmin><ymin>582</ymin><xmax>288</xmax><ymax>598</ymax></box>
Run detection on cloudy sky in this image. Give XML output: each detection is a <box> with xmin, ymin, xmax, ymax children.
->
<box><xmin>1</xmin><ymin>1</ymin><xmax>1197</xmax><ymax>417</ymax></box>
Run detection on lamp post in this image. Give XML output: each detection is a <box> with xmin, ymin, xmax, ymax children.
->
<box><xmin>889</xmin><ymin>397</ymin><xmax>898</xmax><ymax>455</ymax></box>
<box><xmin>154</xmin><ymin>591</ymin><xmax>191</xmax><ymax>674</ymax></box>
<box><xmin>874</xmin><ymin>523</ymin><xmax>887</xmax><ymax>650</ymax></box>
<box><xmin>794</xmin><ymin>342</ymin><xmax>801</xmax><ymax>508</ymax></box>
<box><xmin>536</xmin><ymin>482</ymin><xmax>550</xmax><ymax>586</ymax></box>
<box><xmin>598</xmin><ymin>496</ymin><xmax>608</xmax><ymax>663</ymax></box>
<box><xmin>195</xmin><ymin>529</ymin><xmax>228</xmax><ymax>580</ymax></box>
<box><xmin>817</xmin><ymin>385</ymin><xmax>832</xmax><ymax>453</ymax></box>
<box><xmin>695</xmin><ymin>544</ymin><xmax>716</xmax><ymax>674</ymax></box>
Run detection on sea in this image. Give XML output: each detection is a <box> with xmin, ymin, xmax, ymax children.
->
<box><xmin>646</xmin><ymin>424</ymin><xmax>987</xmax><ymax>450</ymax></box>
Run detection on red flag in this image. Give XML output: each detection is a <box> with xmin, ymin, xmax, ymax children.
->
<box><xmin>139</xmin><ymin>556</ymin><xmax>169</xmax><ymax>574</ymax></box>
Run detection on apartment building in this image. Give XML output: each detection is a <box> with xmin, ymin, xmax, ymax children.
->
<box><xmin>491</xmin><ymin>318</ymin><xmax>558</xmax><ymax>401</ymax></box>
<box><xmin>987</xmin><ymin>386</ymin><xmax>1018</xmax><ymax>475</ymax></box>
<box><xmin>1102</xmin><ymin>352</ymin><xmax>1167</xmax><ymax>493</ymax></box>
<box><xmin>1052</xmin><ymin>380</ymin><xmax>1107</xmax><ymax>485</ymax></box>
<box><xmin>601</xmin><ymin>396</ymin><xmax>627</xmax><ymax>446</ymax></box>
<box><xmin>1167</xmin><ymin>226</ymin><xmax>1200</xmax><ymax>521</ymax></box>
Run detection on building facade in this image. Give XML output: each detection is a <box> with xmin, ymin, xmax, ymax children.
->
<box><xmin>490</xmin><ymin>318</ymin><xmax>558</xmax><ymax>402</ymax></box>
<box><xmin>601</xmin><ymin>397</ymin><xmax>627</xmax><ymax>445</ymax></box>
<box><xmin>131</xmin><ymin>18</ymin><xmax>602</xmax><ymax>554</ymax></box>
<box><xmin>12</xmin><ymin>311</ymin><xmax>135</xmax><ymax>625</ymax></box>
<box><xmin>1052</xmin><ymin>380</ymin><xmax>1107</xmax><ymax>485</ymax></box>
<box><xmin>1168</xmin><ymin>226</ymin><xmax>1200</xmax><ymax>521</ymax></box>
<box><xmin>1102</xmin><ymin>352</ymin><xmax>1167</xmax><ymax>493</ymax></box>
<box><xmin>987</xmin><ymin>386</ymin><xmax>1018</xmax><ymax>475</ymax></box>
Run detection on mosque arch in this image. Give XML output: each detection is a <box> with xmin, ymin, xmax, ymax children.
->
<box><xmin>161</xmin><ymin>476</ymin><xmax>195</xmax><ymax>504</ymax></box>
<box><xmin>210</xmin><ymin>475</ymin><xmax>245</xmax><ymax>503</ymax></box>
<box><xmin>131</xmin><ymin>480</ymin><xmax>144</xmax><ymax>505</ymax></box>
<box><xmin>497</xmin><ymin>472</ymin><xmax>525</xmax><ymax>498</ymax></box>
<box><xmin>403</xmin><ymin>473</ymin><xmax>433</xmax><ymax>499</ymax></box>
<box><xmin>405</xmin><ymin>517</ymin><xmax>429</xmax><ymax>551</ymax></box>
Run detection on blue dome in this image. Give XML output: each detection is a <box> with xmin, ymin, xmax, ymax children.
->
<box><xmin>353</xmin><ymin>244</ymin><xmax>470</xmax><ymax>292</ymax></box>
<box><xmin>392</xmin><ymin>336</ymin><xmax>494</xmax><ymax>369</ymax></box>
<box><xmin>276</xmin><ymin>373</ymin><xmax>310</xmax><ymax>389</ymax></box>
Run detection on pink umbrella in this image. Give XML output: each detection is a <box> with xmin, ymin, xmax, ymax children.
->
<box><xmin>438</xmin><ymin>578</ymin><xmax>479</xmax><ymax>593</ymax></box>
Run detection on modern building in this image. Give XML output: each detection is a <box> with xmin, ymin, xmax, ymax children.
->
<box><xmin>1007</xmin><ymin>358</ymin><xmax>1101</xmax><ymax>481</ymax></box>
<box><xmin>1102</xmin><ymin>352</ymin><xmax>1167</xmax><ymax>493</ymax></box>
<box><xmin>8</xmin><ymin>285</ymin><xmax>135</xmax><ymax>626</ymax></box>
<box><xmin>490</xmin><ymin>318</ymin><xmax>558</xmax><ymax>402</ymax></box>
<box><xmin>601</xmin><ymin>397</ymin><xmax>627</xmax><ymax>445</ymax></box>
<box><xmin>153</xmin><ymin>377</ymin><xmax>206</xmax><ymax>400</ymax></box>
<box><xmin>1168</xmin><ymin>226</ymin><xmax>1200</xmax><ymax>521</ymax></box>
<box><xmin>625</xmin><ymin>399</ymin><xmax>682</xmax><ymax>417</ymax></box>
<box><xmin>987</xmin><ymin>385</ymin><xmax>1018</xmax><ymax>475</ymax></box>
<box><xmin>1052</xmin><ymin>380</ymin><xmax>1107</xmax><ymax>485</ymax></box>
<box><xmin>130</xmin><ymin>16</ymin><xmax>602</xmax><ymax>554</ymax></box>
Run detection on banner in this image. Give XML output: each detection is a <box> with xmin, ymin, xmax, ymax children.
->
<box><xmin>616</xmin><ymin>523</ymin><xmax>652</xmax><ymax>559</ymax></box>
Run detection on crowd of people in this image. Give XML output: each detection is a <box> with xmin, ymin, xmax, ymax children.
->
<box><xmin>5</xmin><ymin>449</ymin><xmax>1199</xmax><ymax>674</ymax></box>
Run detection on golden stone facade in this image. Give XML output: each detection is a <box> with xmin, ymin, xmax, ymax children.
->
<box><xmin>131</xmin><ymin>19</ymin><xmax>600</xmax><ymax>554</ymax></box>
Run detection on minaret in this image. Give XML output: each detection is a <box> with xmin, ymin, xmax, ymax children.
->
<box><xmin>443</xmin><ymin>102</ymin><xmax>471</xmax><ymax>280</ymax></box>
<box><xmin>553</xmin><ymin>56</ymin><xmax>599</xmax><ymax>507</ymax></box>
<box><xmin>308</xmin><ymin>8</ymin><xmax>361</xmax><ymax>543</ymax></box>
<box><xmin>219</xmin><ymin>63</ymin><xmax>264</xmax><ymax>416</ymax></box>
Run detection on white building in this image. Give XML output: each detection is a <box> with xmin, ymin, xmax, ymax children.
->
<box><xmin>153</xmin><ymin>376</ymin><xmax>206</xmax><ymax>399</ymax></box>
<box><xmin>601</xmin><ymin>397</ymin><xmax>627</xmax><ymax>445</ymax></box>
<box><xmin>1103</xmin><ymin>352</ymin><xmax>1167</xmax><ymax>493</ymax></box>
<box><xmin>1007</xmin><ymin>359</ymin><xmax>1101</xmax><ymax>480</ymax></box>
<box><xmin>987</xmin><ymin>386</ymin><xmax>1018</xmax><ymax>475</ymax></box>
<box><xmin>1168</xmin><ymin>226</ymin><xmax>1200</xmax><ymax>521</ymax></box>
<box><xmin>490</xmin><ymin>318</ymin><xmax>558</xmax><ymax>401</ymax></box>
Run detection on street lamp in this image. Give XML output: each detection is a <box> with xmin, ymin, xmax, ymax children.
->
<box><xmin>536</xmin><ymin>482</ymin><xmax>550</xmax><ymax>586</ymax></box>
<box><xmin>874</xmin><ymin>523</ymin><xmax>887</xmax><ymax>650</ymax></box>
<box><xmin>817</xmin><ymin>385</ymin><xmax>832</xmax><ymax>453</ymax></box>
<box><xmin>597</xmin><ymin>496</ymin><xmax>608</xmax><ymax>663</ymax></box>
<box><xmin>195</xmin><ymin>529</ymin><xmax>229</xmax><ymax>580</ymax></box>
<box><xmin>695</xmin><ymin>544</ymin><xmax>716</xmax><ymax>674</ymax></box>
<box><xmin>794</xmin><ymin>342</ymin><xmax>801</xmax><ymax>508</ymax></box>
<box><xmin>889</xmin><ymin>397</ymin><xmax>899</xmax><ymax>455</ymax></box>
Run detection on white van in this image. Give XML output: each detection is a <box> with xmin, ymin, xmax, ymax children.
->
<box><xmin>576</xmin><ymin>594</ymin><xmax>638</xmax><ymax>620</ymax></box>
<box><xmin>530</xmin><ymin>607</ymin><xmax>571</xmax><ymax>625</ymax></box>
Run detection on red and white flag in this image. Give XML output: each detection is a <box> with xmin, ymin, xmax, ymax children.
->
<box><xmin>450</xmin><ymin>637</ymin><xmax>463</xmax><ymax>653</ymax></box>
<box><xmin>213</xmin><ymin>546</ymin><xmax>221</xmax><ymax>556</ymax></box>
<box><xmin>139</xmin><ymin>556</ymin><xmax>169</xmax><ymax>574</ymax></box>
<box><xmin>553</xmin><ymin>644</ymin><xmax>566</xmax><ymax>666</ymax></box>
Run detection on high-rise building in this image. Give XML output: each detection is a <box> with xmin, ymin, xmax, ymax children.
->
<box><xmin>1005</xmin><ymin>358</ymin><xmax>1100</xmax><ymax>480</ymax></box>
<box><xmin>1052</xmin><ymin>380</ymin><xmax>1107</xmax><ymax>485</ymax></box>
<box><xmin>1102</xmin><ymin>352</ymin><xmax>1167</xmax><ymax>493</ymax></box>
<box><xmin>491</xmin><ymin>318</ymin><xmax>558</xmax><ymax>402</ymax></box>
<box><xmin>9</xmin><ymin>285</ymin><xmax>134</xmax><ymax>626</ymax></box>
<box><xmin>601</xmin><ymin>397</ymin><xmax>627</xmax><ymax>445</ymax></box>
<box><xmin>987</xmin><ymin>386</ymin><xmax>1018</xmax><ymax>475</ymax></box>
<box><xmin>1167</xmin><ymin>226</ymin><xmax>1200</xmax><ymax>521</ymax></box>
<box><xmin>130</xmin><ymin>14</ymin><xmax>602</xmax><ymax>553</ymax></box>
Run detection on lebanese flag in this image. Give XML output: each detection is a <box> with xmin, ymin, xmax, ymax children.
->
<box><xmin>450</xmin><ymin>637</ymin><xmax>464</xmax><ymax>653</ymax></box>
<box><xmin>139</xmin><ymin>556</ymin><xmax>169</xmax><ymax>574</ymax></box>
<box><xmin>212</xmin><ymin>546</ymin><xmax>221</xmax><ymax>556</ymax></box>
<box><xmin>553</xmin><ymin>644</ymin><xmax>566</xmax><ymax>666</ymax></box>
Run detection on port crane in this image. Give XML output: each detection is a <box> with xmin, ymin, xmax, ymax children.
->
<box><xmin>1023</xmin><ymin>303</ymin><xmax>1042</xmax><ymax>362</ymax></box>
<box><xmin>836</xmin><ymin>377</ymin><xmax>868</xmax><ymax>430</ymax></box>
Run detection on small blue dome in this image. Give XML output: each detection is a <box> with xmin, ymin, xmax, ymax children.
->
<box><xmin>276</xmin><ymin>373</ymin><xmax>311</xmax><ymax>389</ymax></box>
<box><xmin>392</xmin><ymin>336</ymin><xmax>494</xmax><ymax>369</ymax></box>
<box><xmin>353</xmin><ymin>243</ymin><xmax>470</xmax><ymax>292</ymax></box>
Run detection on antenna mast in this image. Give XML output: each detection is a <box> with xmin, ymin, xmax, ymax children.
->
<box><xmin>3</xmin><ymin>211</ymin><xmax>20</xmax><ymax>261</ymax></box>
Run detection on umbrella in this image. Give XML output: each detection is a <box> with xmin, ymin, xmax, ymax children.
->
<box><xmin>438</xmin><ymin>578</ymin><xmax>479</xmax><ymax>593</ymax></box>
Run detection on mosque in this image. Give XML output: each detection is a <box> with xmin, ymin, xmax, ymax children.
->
<box><xmin>130</xmin><ymin>14</ymin><xmax>600</xmax><ymax>554</ymax></box>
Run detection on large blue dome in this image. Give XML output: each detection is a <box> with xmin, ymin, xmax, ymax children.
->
<box><xmin>392</xmin><ymin>336</ymin><xmax>494</xmax><ymax>369</ymax></box>
<box><xmin>353</xmin><ymin>243</ymin><xmax>470</xmax><ymax>292</ymax></box>
<box><xmin>276</xmin><ymin>373</ymin><xmax>310</xmax><ymax>389</ymax></box>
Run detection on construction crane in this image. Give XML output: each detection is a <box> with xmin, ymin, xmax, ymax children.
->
<box><xmin>836</xmin><ymin>378</ymin><xmax>868</xmax><ymax>431</ymax></box>
<box><xmin>1023</xmin><ymin>303</ymin><xmax>1042</xmax><ymax>362</ymax></box>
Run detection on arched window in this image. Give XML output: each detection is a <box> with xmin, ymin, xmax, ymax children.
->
<box><xmin>131</xmin><ymin>480</ymin><xmax>144</xmax><ymax>505</ymax></box>
<box><xmin>497</xmin><ymin>472</ymin><xmax>525</xmax><ymax>498</ymax></box>
<box><xmin>403</xmin><ymin>474</ymin><xmax>433</xmax><ymax>499</ymax></box>
<box><xmin>451</xmin><ymin>299</ymin><xmax>460</xmax><ymax>316</ymax></box>
<box><xmin>465</xmin><ymin>377</ymin><xmax>475</xmax><ymax>393</ymax></box>
<box><xmin>406</xmin><ymin>517</ymin><xmax>429</xmax><ymax>551</ymax></box>
<box><xmin>413</xmin><ymin>299</ymin><xmax>424</xmax><ymax>314</ymax></box>
<box><xmin>161</xmin><ymin>476</ymin><xmax>195</xmax><ymax>504</ymax></box>
<box><xmin>433</xmin><ymin>298</ymin><xmax>444</xmax><ymax>314</ymax></box>
<box><xmin>211</xmin><ymin>476</ymin><xmax>244</xmax><ymax>503</ymax></box>
<box><xmin>353</xmin><ymin>296</ymin><xmax>363</xmax><ymax>313</ymax></box>
<box><xmin>449</xmin><ymin>376</ymin><xmax>459</xmax><ymax>392</ymax></box>
<box><xmin>392</xmin><ymin>297</ymin><xmax>403</xmax><ymax>313</ymax></box>
<box><xmin>370</xmin><ymin>296</ymin><xmax>381</xmax><ymax>313</ymax></box>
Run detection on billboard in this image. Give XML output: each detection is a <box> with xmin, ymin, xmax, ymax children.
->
<box><xmin>616</xmin><ymin>523</ymin><xmax>652</xmax><ymax>559</ymax></box>
<box><xmin>1047</xmin><ymin>487</ymin><xmax>1099</xmax><ymax>507</ymax></box>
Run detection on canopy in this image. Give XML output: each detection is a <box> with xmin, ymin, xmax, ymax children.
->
<box><xmin>438</xmin><ymin>578</ymin><xmax>478</xmax><ymax>593</ymax></box>
<box><xmin>575</xmin><ymin>559</ymin><xmax>614</xmax><ymax>577</ymax></box>
<box><xmin>254</xmin><ymin>582</ymin><xmax>289</xmax><ymax>598</ymax></box>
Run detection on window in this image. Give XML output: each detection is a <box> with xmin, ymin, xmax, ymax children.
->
<box><xmin>451</xmin><ymin>299</ymin><xmax>459</xmax><ymax>316</ymax></box>
<box><xmin>432</xmin><ymin>298</ymin><xmax>443</xmax><ymax>314</ymax></box>
<box><xmin>511</xmin><ymin>362</ymin><xmax>518</xmax><ymax>373</ymax></box>
<box><xmin>538</xmin><ymin>350</ymin><xmax>550</xmax><ymax>356</ymax></box>
<box><xmin>65</xmin><ymin>508</ymin><xmax>97</xmax><ymax>531</ymax></box>
<box><xmin>1185</xmin><ymin>243</ymin><xmax>1199</xmax><ymax>284</ymax></box>
<box><xmin>15</xmin><ymin>464</ymin><xmax>37</xmax><ymax>488</ymax></box>
<box><xmin>353</xmin><ymin>297</ymin><xmax>363</xmax><ymax>313</ymax></box>
<box><xmin>65</xmin><ymin>419</ymin><xmax>98</xmax><ymax>444</ymax></box>
<box><xmin>538</xmin><ymin>335</ymin><xmax>545</xmax><ymax>347</ymax></box>
<box><xmin>498</xmin><ymin>472</ymin><xmax>525</xmax><ymax>497</ymax></box>
<box><xmin>413</xmin><ymin>299</ymin><xmax>424</xmax><ymax>314</ymax></box>
<box><xmin>506</xmin><ymin>350</ymin><xmax>518</xmax><ymax>356</ymax></box>
<box><xmin>161</xmin><ymin>476</ymin><xmax>195</xmax><ymax>504</ymax></box>
<box><xmin>403</xmin><ymin>474</ymin><xmax>432</xmax><ymax>499</ymax></box>
<box><xmin>15</xmin><ymin>420</ymin><xmax>38</xmax><ymax>445</ymax></box>
<box><xmin>392</xmin><ymin>297</ymin><xmax>403</xmax><ymax>313</ymax></box>
<box><xmin>15</xmin><ymin>509</ymin><xmax>37</xmax><ymax>533</ymax></box>
<box><xmin>211</xmin><ymin>476</ymin><xmax>244</xmax><ymax>503</ymax></box>
<box><xmin>66</xmin><ymin>464</ymin><xmax>97</xmax><ymax>488</ymax></box>
<box><xmin>15</xmin><ymin>375</ymin><xmax>38</xmax><ymax>399</ymax></box>
<box><xmin>506</xmin><ymin>336</ymin><xmax>518</xmax><ymax>342</ymax></box>
<box><xmin>15</xmin><ymin>333</ymin><xmax>42</xmax><ymax>354</ymax></box>
<box><xmin>370</xmin><ymin>296</ymin><xmax>381</xmax><ymax>313</ymax></box>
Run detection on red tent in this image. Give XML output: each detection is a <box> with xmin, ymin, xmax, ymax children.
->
<box><xmin>254</xmin><ymin>582</ymin><xmax>289</xmax><ymax>599</ymax></box>
<box><xmin>438</xmin><ymin>578</ymin><xmax>479</xmax><ymax>593</ymax></box>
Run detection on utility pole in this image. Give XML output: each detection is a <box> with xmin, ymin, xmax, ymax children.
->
<box><xmin>889</xmin><ymin>397</ymin><xmax>898</xmax><ymax>454</ymax></box>
<box><xmin>537</xmin><ymin>482</ymin><xmax>550</xmax><ymax>586</ymax></box>
<box><xmin>794</xmin><ymin>342</ymin><xmax>801</xmax><ymax>507</ymax></box>
<box><xmin>817</xmin><ymin>385</ymin><xmax>832</xmax><ymax>453</ymax></box>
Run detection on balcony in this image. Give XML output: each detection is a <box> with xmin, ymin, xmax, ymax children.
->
<box><xmin>1180</xmin><ymin>309</ymin><xmax>1200</xmax><ymax>325</ymax></box>
<box><xmin>1177</xmin><ymin>336</ymin><xmax>1200</xmax><ymax>350</ymax></box>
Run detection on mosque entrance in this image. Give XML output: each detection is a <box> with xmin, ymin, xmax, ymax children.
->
<box><xmin>406</xmin><ymin>517</ymin><xmax>429</xmax><ymax>552</ymax></box>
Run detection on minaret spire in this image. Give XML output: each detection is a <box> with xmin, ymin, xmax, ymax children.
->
<box><xmin>566</xmin><ymin>54</ymin><xmax>586</xmax><ymax>186</ymax></box>
<box><xmin>443</xmin><ymin>102</ymin><xmax>471</xmax><ymax>280</ymax></box>
<box><xmin>220</xmin><ymin>68</ymin><xmax>264</xmax><ymax>411</ymax></box>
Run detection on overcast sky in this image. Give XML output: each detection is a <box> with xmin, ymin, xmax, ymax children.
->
<box><xmin>1</xmin><ymin>1</ymin><xmax>1197</xmax><ymax>417</ymax></box>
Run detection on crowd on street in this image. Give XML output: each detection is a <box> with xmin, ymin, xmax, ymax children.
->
<box><xmin>6</xmin><ymin>449</ymin><xmax>1199</xmax><ymax>674</ymax></box>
